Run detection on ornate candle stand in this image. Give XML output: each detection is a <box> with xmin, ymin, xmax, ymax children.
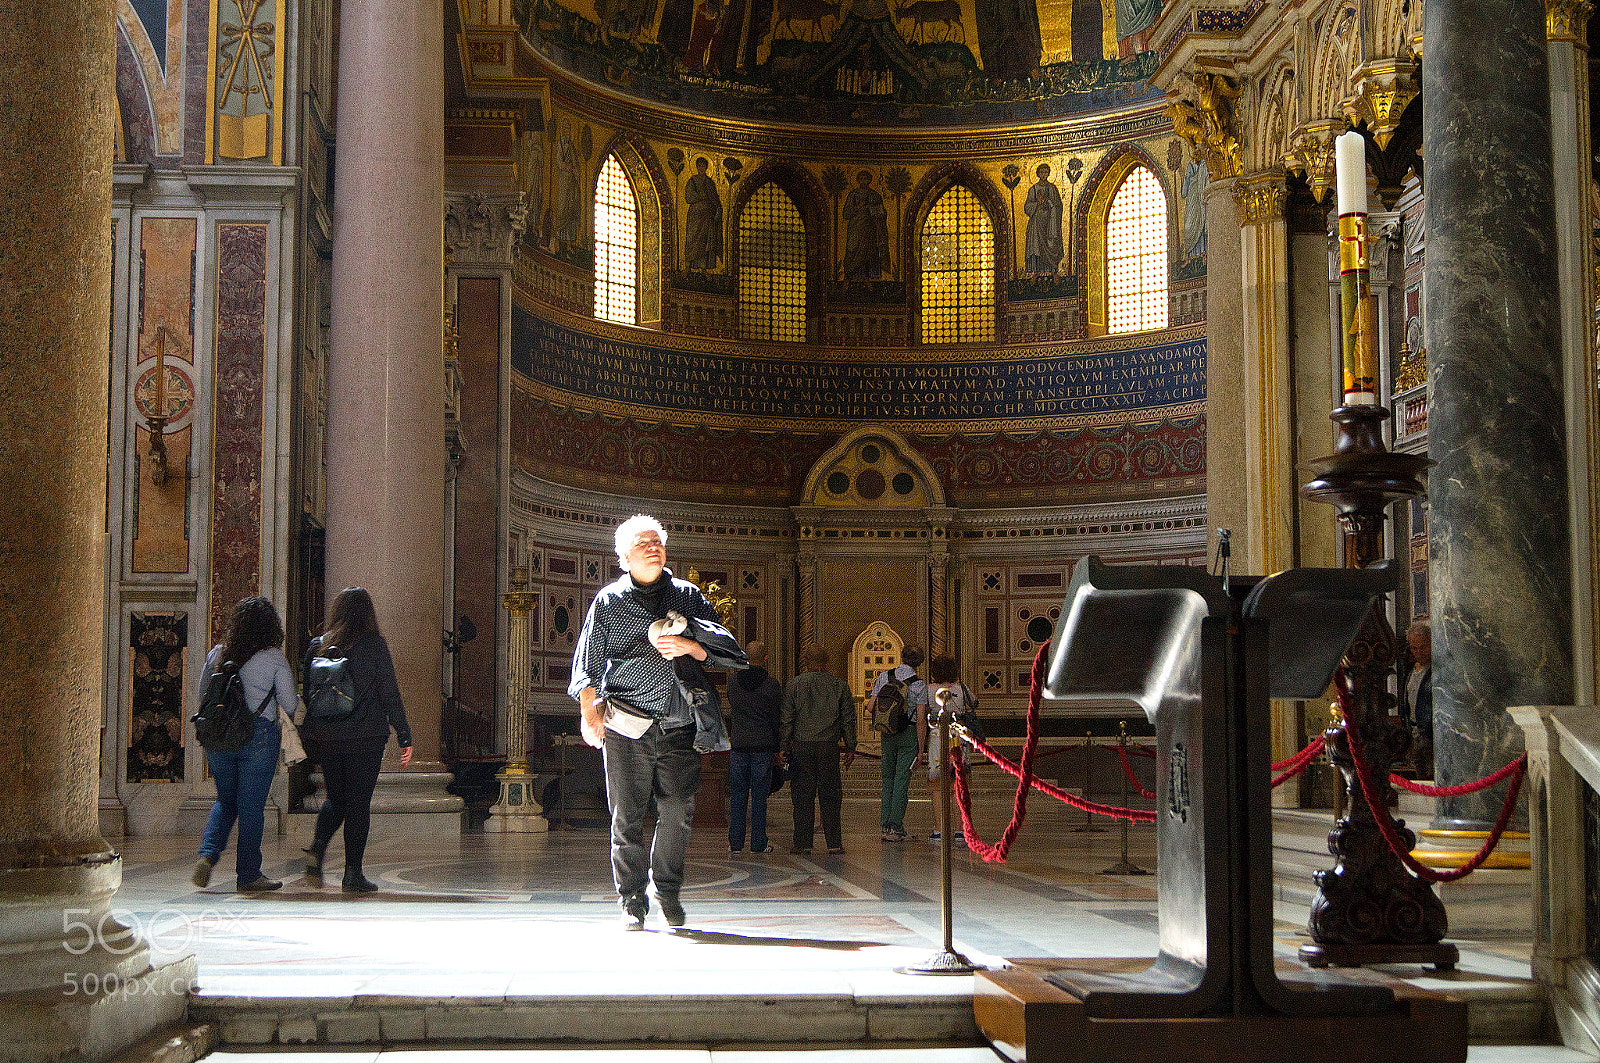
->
<box><xmin>1298</xmin><ymin>403</ymin><xmax>1454</xmax><ymax>968</ymax></box>
<box><xmin>486</xmin><ymin>564</ymin><xmax>547</xmax><ymax>833</ymax></box>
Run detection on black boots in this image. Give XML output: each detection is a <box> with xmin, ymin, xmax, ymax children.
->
<box><xmin>342</xmin><ymin>869</ymin><xmax>378</xmax><ymax>893</ymax></box>
<box><xmin>303</xmin><ymin>844</ymin><xmax>326</xmax><ymax>888</ymax></box>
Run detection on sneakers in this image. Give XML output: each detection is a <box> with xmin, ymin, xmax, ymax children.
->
<box><xmin>238</xmin><ymin>876</ymin><xmax>282</xmax><ymax>893</ymax></box>
<box><xmin>658</xmin><ymin>894</ymin><xmax>686</xmax><ymax>928</ymax></box>
<box><xmin>729</xmin><ymin>845</ymin><xmax>743</xmax><ymax>853</ymax></box>
<box><xmin>827</xmin><ymin>846</ymin><xmax>846</xmax><ymax>855</ymax></box>
<box><xmin>753</xmin><ymin>844</ymin><xmax>775</xmax><ymax>854</ymax></box>
<box><xmin>620</xmin><ymin>894</ymin><xmax>648</xmax><ymax>931</ymax></box>
<box><xmin>929</xmin><ymin>831</ymin><xmax>942</xmax><ymax>841</ymax></box>
<box><xmin>881</xmin><ymin>827</ymin><xmax>907</xmax><ymax>842</ymax></box>
<box><xmin>789</xmin><ymin>846</ymin><xmax>811</xmax><ymax>855</ymax></box>
<box><xmin>190</xmin><ymin>856</ymin><xmax>214</xmax><ymax>888</ymax></box>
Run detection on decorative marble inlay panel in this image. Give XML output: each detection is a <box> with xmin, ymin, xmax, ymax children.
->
<box><xmin>129</xmin><ymin>611</ymin><xmax>186</xmax><ymax>783</ymax></box>
<box><xmin>132</xmin><ymin>216</ymin><xmax>197</xmax><ymax>574</ymax></box>
<box><xmin>208</xmin><ymin>222</ymin><xmax>268</xmax><ymax>648</ymax></box>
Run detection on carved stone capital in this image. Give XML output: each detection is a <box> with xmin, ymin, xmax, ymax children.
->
<box><xmin>444</xmin><ymin>190</ymin><xmax>528</xmax><ymax>268</ymax></box>
<box><xmin>1548</xmin><ymin>0</ymin><xmax>1594</xmax><ymax>41</ymax></box>
<box><xmin>1231</xmin><ymin>172</ymin><xmax>1288</xmax><ymax>225</ymax></box>
<box><xmin>1165</xmin><ymin>69</ymin><xmax>1243</xmax><ymax>180</ymax></box>
<box><xmin>1283</xmin><ymin>119</ymin><xmax>1348</xmax><ymax>205</ymax></box>
<box><xmin>1341</xmin><ymin>59</ymin><xmax>1419</xmax><ymax>151</ymax></box>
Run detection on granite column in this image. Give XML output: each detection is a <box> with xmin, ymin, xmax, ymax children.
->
<box><xmin>1422</xmin><ymin>0</ymin><xmax>1572</xmax><ymax>829</ymax></box>
<box><xmin>325</xmin><ymin>0</ymin><xmax>461</xmax><ymax>819</ymax></box>
<box><xmin>0</xmin><ymin>2</ymin><xmax>193</xmax><ymax>1057</ymax></box>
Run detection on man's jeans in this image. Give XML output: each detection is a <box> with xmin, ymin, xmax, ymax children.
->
<box><xmin>200</xmin><ymin>714</ymin><xmax>280</xmax><ymax>884</ymax></box>
<box><xmin>604</xmin><ymin>721</ymin><xmax>700</xmax><ymax>900</ymax></box>
<box><xmin>728</xmin><ymin>748</ymin><xmax>774</xmax><ymax>851</ymax></box>
<box><xmin>879</xmin><ymin>726</ymin><xmax>918</xmax><ymax>830</ymax></box>
<box><xmin>789</xmin><ymin>741</ymin><xmax>843</xmax><ymax>850</ymax></box>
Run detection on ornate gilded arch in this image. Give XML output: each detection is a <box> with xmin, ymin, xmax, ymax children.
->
<box><xmin>596</xmin><ymin>133</ymin><xmax>667</xmax><ymax>327</ymax></box>
<box><xmin>902</xmin><ymin>161</ymin><xmax>1010</xmax><ymax>341</ymax></box>
<box><xmin>729</xmin><ymin>159</ymin><xmax>833</xmax><ymax>333</ymax></box>
<box><xmin>1079</xmin><ymin>145</ymin><xmax>1173</xmax><ymax>336</ymax></box>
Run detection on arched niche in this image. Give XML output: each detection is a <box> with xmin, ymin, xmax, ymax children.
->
<box><xmin>1079</xmin><ymin>145</ymin><xmax>1173</xmax><ymax>337</ymax></box>
<box><xmin>799</xmin><ymin>426</ymin><xmax>946</xmax><ymax>510</ymax></box>
<box><xmin>597</xmin><ymin>134</ymin><xmax>667</xmax><ymax>327</ymax></box>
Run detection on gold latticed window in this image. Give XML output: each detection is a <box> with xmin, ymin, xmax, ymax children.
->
<box><xmin>739</xmin><ymin>183</ymin><xmax>806</xmax><ymax>341</ymax></box>
<box><xmin>593</xmin><ymin>155</ymin><xmax>638</xmax><ymax>324</ymax></box>
<box><xmin>921</xmin><ymin>186</ymin><xmax>994</xmax><ymax>343</ymax></box>
<box><xmin>1106</xmin><ymin>166</ymin><xmax>1169</xmax><ymax>334</ymax></box>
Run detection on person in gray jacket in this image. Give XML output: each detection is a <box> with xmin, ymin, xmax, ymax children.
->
<box><xmin>781</xmin><ymin>645</ymin><xmax>856</xmax><ymax>855</ymax></box>
<box><xmin>192</xmin><ymin>596</ymin><xmax>299</xmax><ymax>893</ymax></box>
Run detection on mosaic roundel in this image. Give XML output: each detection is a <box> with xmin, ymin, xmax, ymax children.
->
<box><xmin>856</xmin><ymin>467</ymin><xmax>886</xmax><ymax>500</ymax></box>
<box><xmin>134</xmin><ymin>365</ymin><xmax>195</xmax><ymax>424</ymax></box>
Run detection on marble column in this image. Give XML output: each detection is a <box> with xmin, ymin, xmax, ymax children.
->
<box><xmin>1202</xmin><ymin>179</ymin><xmax>1250</xmax><ymax>567</ymax></box>
<box><xmin>1422</xmin><ymin>0</ymin><xmax>1572</xmax><ymax>829</ymax></box>
<box><xmin>1547</xmin><ymin>0</ymin><xmax>1600</xmax><ymax>705</ymax></box>
<box><xmin>0</xmin><ymin>2</ymin><xmax>193</xmax><ymax>1057</ymax></box>
<box><xmin>1232</xmin><ymin>173</ymin><xmax>1294</xmax><ymax>580</ymax></box>
<box><xmin>325</xmin><ymin>0</ymin><xmax>461</xmax><ymax>819</ymax></box>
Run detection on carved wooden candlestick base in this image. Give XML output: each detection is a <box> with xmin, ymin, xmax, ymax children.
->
<box><xmin>1299</xmin><ymin>404</ymin><xmax>1456</xmax><ymax>969</ymax></box>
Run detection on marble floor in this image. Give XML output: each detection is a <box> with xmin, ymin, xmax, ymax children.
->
<box><xmin>104</xmin><ymin>790</ymin><xmax>1576</xmax><ymax>1059</ymax></box>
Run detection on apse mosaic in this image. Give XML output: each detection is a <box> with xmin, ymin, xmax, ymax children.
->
<box><xmin>517</xmin><ymin>0</ymin><xmax>1165</xmax><ymax>125</ymax></box>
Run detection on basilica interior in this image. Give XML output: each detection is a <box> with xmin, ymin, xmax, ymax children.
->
<box><xmin>4</xmin><ymin>0</ymin><xmax>1600</xmax><ymax>1060</ymax></box>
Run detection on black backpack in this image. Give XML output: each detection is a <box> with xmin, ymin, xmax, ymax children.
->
<box><xmin>872</xmin><ymin>672</ymin><xmax>912</xmax><ymax>736</ymax></box>
<box><xmin>304</xmin><ymin>645</ymin><xmax>358</xmax><ymax>723</ymax></box>
<box><xmin>193</xmin><ymin>661</ymin><xmax>274</xmax><ymax>752</ymax></box>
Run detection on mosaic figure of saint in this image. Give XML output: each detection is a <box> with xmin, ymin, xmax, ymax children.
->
<box><xmin>555</xmin><ymin>134</ymin><xmax>583</xmax><ymax>250</ymax></box>
<box><xmin>684</xmin><ymin>156</ymin><xmax>723</xmax><ymax>270</ymax></box>
<box><xmin>1023</xmin><ymin>163</ymin><xmax>1063</xmax><ymax>274</ymax></box>
<box><xmin>686</xmin><ymin>0</ymin><xmax>727</xmax><ymax>72</ymax></box>
<box><xmin>1180</xmin><ymin>154</ymin><xmax>1208</xmax><ymax>260</ymax></box>
<box><xmin>842</xmin><ymin>170</ymin><xmax>889</xmax><ymax>281</ymax></box>
<box><xmin>1114</xmin><ymin>0</ymin><xmax>1162</xmax><ymax>56</ymax></box>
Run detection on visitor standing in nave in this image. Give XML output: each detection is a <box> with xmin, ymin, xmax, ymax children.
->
<box><xmin>727</xmin><ymin>639</ymin><xmax>783</xmax><ymax>854</ymax></box>
<box><xmin>300</xmin><ymin>587</ymin><xmax>414</xmax><ymax>894</ymax></box>
<box><xmin>571</xmin><ymin>514</ymin><xmax>748</xmax><ymax>930</ymax></box>
<box><xmin>192</xmin><ymin>596</ymin><xmax>299</xmax><ymax>893</ymax></box>
<box><xmin>925</xmin><ymin>654</ymin><xmax>978</xmax><ymax>845</ymax></box>
<box><xmin>782</xmin><ymin>644</ymin><xmax>857</xmax><ymax>855</ymax></box>
<box><xmin>870</xmin><ymin>645</ymin><xmax>926</xmax><ymax>842</ymax></box>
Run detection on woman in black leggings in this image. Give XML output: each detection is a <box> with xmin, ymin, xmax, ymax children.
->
<box><xmin>301</xmin><ymin>587</ymin><xmax>412</xmax><ymax>893</ymax></box>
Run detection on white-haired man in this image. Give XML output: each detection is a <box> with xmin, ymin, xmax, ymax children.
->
<box><xmin>570</xmin><ymin>514</ymin><xmax>746</xmax><ymax>930</ymax></box>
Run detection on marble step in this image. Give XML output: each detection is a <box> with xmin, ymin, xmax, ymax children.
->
<box><xmin>188</xmin><ymin>975</ymin><xmax>980</xmax><ymax>1048</ymax></box>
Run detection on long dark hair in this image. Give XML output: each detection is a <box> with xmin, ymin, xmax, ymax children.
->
<box><xmin>323</xmin><ymin>587</ymin><xmax>379</xmax><ymax>651</ymax></box>
<box><xmin>222</xmin><ymin>596</ymin><xmax>284</xmax><ymax>666</ymax></box>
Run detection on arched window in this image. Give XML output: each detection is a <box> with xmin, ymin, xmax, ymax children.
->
<box><xmin>739</xmin><ymin>182</ymin><xmax>807</xmax><ymax>341</ymax></box>
<box><xmin>1105</xmin><ymin>166</ymin><xmax>1169</xmax><ymax>334</ymax></box>
<box><xmin>920</xmin><ymin>185</ymin><xmax>995</xmax><ymax>343</ymax></box>
<box><xmin>593</xmin><ymin>154</ymin><xmax>638</xmax><ymax>324</ymax></box>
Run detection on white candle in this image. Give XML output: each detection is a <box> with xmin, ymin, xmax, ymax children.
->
<box><xmin>1335</xmin><ymin>131</ymin><xmax>1367</xmax><ymax>216</ymax></box>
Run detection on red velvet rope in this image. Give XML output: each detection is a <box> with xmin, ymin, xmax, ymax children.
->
<box><xmin>1125</xmin><ymin>744</ymin><xmax>1157</xmax><ymax>758</ymax></box>
<box><xmin>1334</xmin><ymin>671</ymin><xmax>1526</xmax><ymax>884</ymax></box>
<box><xmin>1116</xmin><ymin>742</ymin><xmax>1157</xmax><ymax>799</ymax></box>
<box><xmin>1390</xmin><ymin>759</ymin><xmax>1522</xmax><ymax>797</ymax></box>
<box><xmin>1271</xmin><ymin>735</ymin><xmax>1327</xmax><ymax>788</ymax></box>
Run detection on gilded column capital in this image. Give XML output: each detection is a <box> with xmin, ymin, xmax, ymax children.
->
<box><xmin>1166</xmin><ymin>69</ymin><xmax>1244</xmax><ymax>180</ymax></box>
<box><xmin>1283</xmin><ymin>119</ymin><xmax>1348</xmax><ymax>205</ymax></box>
<box><xmin>1548</xmin><ymin>0</ymin><xmax>1594</xmax><ymax>42</ymax></box>
<box><xmin>1231</xmin><ymin>173</ymin><xmax>1288</xmax><ymax>225</ymax></box>
<box><xmin>1341</xmin><ymin>59</ymin><xmax>1419</xmax><ymax>151</ymax></box>
<box><xmin>444</xmin><ymin>190</ymin><xmax>528</xmax><ymax>269</ymax></box>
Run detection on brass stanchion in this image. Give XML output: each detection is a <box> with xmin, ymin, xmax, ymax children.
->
<box><xmin>558</xmin><ymin>731</ymin><xmax>571</xmax><ymax>830</ymax></box>
<box><xmin>1070</xmin><ymin>729</ymin><xmax>1106</xmax><ymax>833</ymax></box>
<box><xmin>899</xmin><ymin>688</ymin><xmax>982</xmax><ymax>975</ymax></box>
<box><xmin>1102</xmin><ymin>720</ymin><xmax>1148</xmax><ymax>875</ymax></box>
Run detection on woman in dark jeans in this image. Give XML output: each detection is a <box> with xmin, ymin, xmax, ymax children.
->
<box><xmin>301</xmin><ymin>587</ymin><xmax>412</xmax><ymax>893</ymax></box>
<box><xmin>193</xmin><ymin>596</ymin><xmax>298</xmax><ymax>892</ymax></box>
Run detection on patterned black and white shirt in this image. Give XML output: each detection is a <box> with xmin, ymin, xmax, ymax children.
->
<box><xmin>569</xmin><ymin>568</ymin><xmax>746</xmax><ymax>724</ymax></box>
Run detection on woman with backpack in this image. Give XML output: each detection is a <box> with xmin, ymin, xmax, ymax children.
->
<box><xmin>300</xmin><ymin>587</ymin><xmax>413</xmax><ymax>893</ymax></box>
<box><xmin>925</xmin><ymin>654</ymin><xmax>981</xmax><ymax>845</ymax></box>
<box><xmin>192</xmin><ymin>596</ymin><xmax>299</xmax><ymax>893</ymax></box>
